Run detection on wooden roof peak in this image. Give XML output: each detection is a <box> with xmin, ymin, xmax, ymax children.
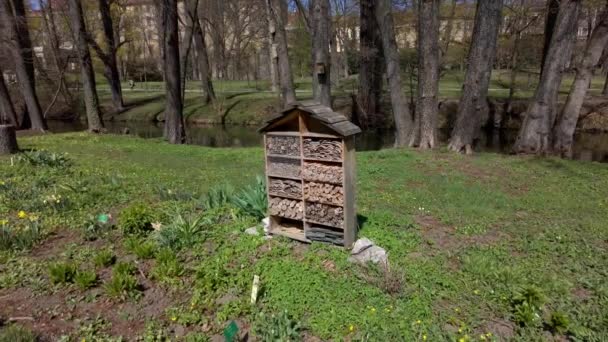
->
<box><xmin>259</xmin><ymin>101</ymin><xmax>362</xmax><ymax>137</ymax></box>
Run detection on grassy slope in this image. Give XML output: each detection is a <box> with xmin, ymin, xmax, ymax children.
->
<box><xmin>1</xmin><ymin>133</ymin><xmax>607</xmax><ymax>340</ymax></box>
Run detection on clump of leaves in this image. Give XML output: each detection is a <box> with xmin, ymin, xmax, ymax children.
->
<box><xmin>104</xmin><ymin>262</ymin><xmax>141</xmax><ymax>300</ymax></box>
<box><xmin>0</xmin><ymin>324</ymin><xmax>37</xmax><ymax>342</ymax></box>
<box><xmin>74</xmin><ymin>270</ymin><xmax>98</xmax><ymax>290</ymax></box>
<box><xmin>156</xmin><ymin>209</ymin><xmax>210</xmax><ymax>250</ymax></box>
<box><xmin>83</xmin><ymin>214</ymin><xmax>114</xmax><ymax>241</ymax></box>
<box><xmin>119</xmin><ymin>203</ymin><xmax>156</xmax><ymax>236</ymax></box>
<box><xmin>232</xmin><ymin>176</ymin><xmax>267</xmax><ymax>220</ymax></box>
<box><xmin>200</xmin><ymin>184</ymin><xmax>234</xmax><ymax>210</ymax></box>
<box><xmin>17</xmin><ymin>150</ymin><xmax>71</xmax><ymax>168</ymax></box>
<box><xmin>0</xmin><ymin>219</ymin><xmax>42</xmax><ymax>251</ymax></box>
<box><xmin>93</xmin><ymin>250</ymin><xmax>116</xmax><ymax>268</ymax></box>
<box><xmin>252</xmin><ymin>310</ymin><xmax>302</xmax><ymax>342</ymax></box>
<box><xmin>156</xmin><ymin>185</ymin><xmax>196</xmax><ymax>202</ymax></box>
<box><xmin>546</xmin><ymin>311</ymin><xmax>570</xmax><ymax>334</ymax></box>
<box><xmin>125</xmin><ymin>237</ymin><xmax>156</xmax><ymax>259</ymax></box>
<box><xmin>151</xmin><ymin>248</ymin><xmax>184</xmax><ymax>281</ymax></box>
<box><xmin>511</xmin><ymin>286</ymin><xmax>546</xmax><ymax>327</ymax></box>
<box><xmin>48</xmin><ymin>262</ymin><xmax>77</xmax><ymax>284</ymax></box>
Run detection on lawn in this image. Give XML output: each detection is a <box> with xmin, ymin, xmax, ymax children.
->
<box><xmin>1</xmin><ymin>133</ymin><xmax>607</xmax><ymax>341</ymax></box>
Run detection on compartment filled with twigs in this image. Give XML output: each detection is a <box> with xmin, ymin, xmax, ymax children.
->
<box><xmin>267</xmin><ymin>156</ymin><xmax>301</xmax><ymax>179</ymax></box>
<box><xmin>269</xmin><ymin>197</ymin><xmax>304</xmax><ymax>220</ymax></box>
<box><xmin>302</xmin><ymin>162</ymin><xmax>342</xmax><ymax>184</ymax></box>
<box><xmin>304</xmin><ymin>182</ymin><xmax>343</xmax><ymax>206</ymax></box>
<box><xmin>266</xmin><ymin>135</ymin><xmax>300</xmax><ymax>156</ymax></box>
<box><xmin>303</xmin><ymin>138</ymin><xmax>342</xmax><ymax>161</ymax></box>
<box><xmin>306</xmin><ymin>202</ymin><xmax>344</xmax><ymax>228</ymax></box>
<box><xmin>269</xmin><ymin>178</ymin><xmax>302</xmax><ymax>199</ymax></box>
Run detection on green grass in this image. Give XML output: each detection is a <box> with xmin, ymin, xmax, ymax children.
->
<box><xmin>1</xmin><ymin>133</ymin><xmax>607</xmax><ymax>340</ymax></box>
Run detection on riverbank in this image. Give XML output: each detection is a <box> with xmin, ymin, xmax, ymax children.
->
<box><xmin>1</xmin><ymin>133</ymin><xmax>607</xmax><ymax>340</ymax></box>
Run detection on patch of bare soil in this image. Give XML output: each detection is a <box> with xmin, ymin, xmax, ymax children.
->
<box><xmin>478</xmin><ymin>318</ymin><xmax>516</xmax><ymax>341</ymax></box>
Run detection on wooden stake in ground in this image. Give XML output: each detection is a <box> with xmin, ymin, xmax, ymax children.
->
<box><xmin>0</xmin><ymin>125</ymin><xmax>19</xmax><ymax>155</ymax></box>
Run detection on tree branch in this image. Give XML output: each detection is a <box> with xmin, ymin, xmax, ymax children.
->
<box><xmin>293</xmin><ymin>0</ymin><xmax>311</xmax><ymax>33</ymax></box>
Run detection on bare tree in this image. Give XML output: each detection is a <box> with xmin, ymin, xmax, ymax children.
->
<box><xmin>159</xmin><ymin>0</ymin><xmax>186</xmax><ymax>143</ymax></box>
<box><xmin>0</xmin><ymin>0</ymin><xmax>47</xmax><ymax>130</ymax></box>
<box><xmin>375</xmin><ymin>0</ymin><xmax>413</xmax><ymax>147</ymax></box>
<box><xmin>266</xmin><ymin>0</ymin><xmax>297</xmax><ymax>107</ymax></box>
<box><xmin>192</xmin><ymin>12</ymin><xmax>216</xmax><ymax>103</ymax></box>
<box><xmin>311</xmin><ymin>0</ymin><xmax>332</xmax><ymax>107</ymax></box>
<box><xmin>181</xmin><ymin>0</ymin><xmax>199</xmax><ymax>101</ymax></box>
<box><xmin>0</xmin><ymin>65</ymin><xmax>18</xmax><ymax>127</ymax></box>
<box><xmin>68</xmin><ymin>0</ymin><xmax>104</xmax><ymax>132</ymax></box>
<box><xmin>448</xmin><ymin>0</ymin><xmax>503</xmax><ymax>154</ymax></box>
<box><xmin>541</xmin><ymin>0</ymin><xmax>560</xmax><ymax>71</ymax></box>
<box><xmin>513</xmin><ymin>0</ymin><xmax>581</xmax><ymax>154</ymax></box>
<box><xmin>414</xmin><ymin>0</ymin><xmax>440</xmax><ymax>149</ymax></box>
<box><xmin>356</xmin><ymin>0</ymin><xmax>384</xmax><ymax>129</ymax></box>
<box><xmin>553</xmin><ymin>5</ymin><xmax>608</xmax><ymax>157</ymax></box>
<box><xmin>88</xmin><ymin>0</ymin><xmax>125</xmax><ymax>111</ymax></box>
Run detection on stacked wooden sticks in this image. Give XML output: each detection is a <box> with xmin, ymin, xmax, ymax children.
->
<box><xmin>303</xmin><ymin>138</ymin><xmax>342</xmax><ymax>161</ymax></box>
<box><xmin>269</xmin><ymin>197</ymin><xmax>304</xmax><ymax>220</ymax></box>
<box><xmin>302</xmin><ymin>162</ymin><xmax>343</xmax><ymax>183</ymax></box>
<box><xmin>304</xmin><ymin>182</ymin><xmax>343</xmax><ymax>205</ymax></box>
<box><xmin>269</xmin><ymin>179</ymin><xmax>302</xmax><ymax>198</ymax></box>
<box><xmin>306</xmin><ymin>202</ymin><xmax>344</xmax><ymax>227</ymax></box>
<box><xmin>266</xmin><ymin>136</ymin><xmax>300</xmax><ymax>156</ymax></box>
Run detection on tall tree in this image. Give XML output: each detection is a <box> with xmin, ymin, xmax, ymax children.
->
<box><xmin>0</xmin><ymin>0</ymin><xmax>47</xmax><ymax>130</ymax></box>
<box><xmin>414</xmin><ymin>0</ymin><xmax>440</xmax><ymax>149</ymax></box>
<box><xmin>266</xmin><ymin>0</ymin><xmax>297</xmax><ymax>107</ymax></box>
<box><xmin>181</xmin><ymin>0</ymin><xmax>199</xmax><ymax>101</ymax></box>
<box><xmin>356</xmin><ymin>0</ymin><xmax>384</xmax><ymax>129</ymax></box>
<box><xmin>553</xmin><ymin>6</ymin><xmax>608</xmax><ymax>157</ymax></box>
<box><xmin>0</xmin><ymin>65</ymin><xmax>18</xmax><ymax>127</ymax></box>
<box><xmin>88</xmin><ymin>0</ymin><xmax>124</xmax><ymax>111</ymax></box>
<box><xmin>265</xmin><ymin>0</ymin><xmax>280</xmax><ymax>92</ymax></box>
<box><xmin>159</xmin><ymin>0</ymin><xmax>186</xmax><ymax>143</ymax></box>
<box><xmin>541</xmin><ymin>0</ymin><xmax>560</xmax><ymax>71</ymax></box>
<box><xmin>192</xmin><ymin>15</ymin><xmax>216</xmax><ymax>104</ymax></box>
<box><xmin>68</xmin><ymin>0</ymin><xmax>104</xmax><ymax>132</ymax></box>
<box><xmin>448</xmin><ymin>0</ymin><xmax>503</xmax><ymax>154</ymax></box>
<box><xmin>375</xmin><ymin>0</ymin><xmax>413</xmax><ymax>147</ymax></box>
<box><xmin>513</xmin><ymin>0</ymin><xmax>581</xmax><ymax>154</ymax></box>
<box><xmin>311</xmin><ymin>0</ymin><xmax>331</xmax><ymax>107</ymax></box>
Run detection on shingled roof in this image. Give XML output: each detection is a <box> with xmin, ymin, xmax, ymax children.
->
<box><xmin>259</xmin><ymin>101</ymin><xmax>362</xmax><ymax>137</ymax></box>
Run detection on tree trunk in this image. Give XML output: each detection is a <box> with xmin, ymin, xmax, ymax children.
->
<box><xmin>603</xmin><ymin>68</ymin><xmax>608</xmax><ymax>96</ymax></box>
<box><xmin>442</xmin><ymin>0</ymin><xmax>457</xmax><ymax>57</ymax></box>
<box><xmin>448</xmin><ymin>0</ymin><xmax>504</xmax><ymax>154</ymax></box>
<box><xmin>541</xmin><ymin>0</ymin><xmax>560</xmax><ymax>71</ymax></box>
<box><xmin>513</xmin><ymin>0</ymin><xmax>581</xmax><ymax>154</ymax></box>
<box><xmin>160</xmin><ymin>0</ymin><xmax>186</xmax><ymax>144</ymax></box>
<box><xmin>181</xmin><ymin>0</ymin><xmax>199</xmax><ymax>102</ymax></box>
<box><xmin>415</xmin><ymin>0</ymin><xmax>440</xmax><ymax>149</ymax></box>
<box><xmin>0</xmin><ymin>0</ymin><xmax>47</xmax><ymax>130</ymax></box>
<box><xmin>0</xmin><ymin>125</ymin><xmax>19</xmax><ymax>155</ymax></box>
<box><xmin>97</xmin><ymin>0</ymin><xmax>124</xmax><ymax>111</ymax></box>
<box><xmin>68</xmin><ymin>0</ymin><xmax>104</xmax><ymax>132</ymax></box>
<box><xmin>267</xmin><ymin>0</ymin><xmax>297</xmax><ymax>107</ymax></box>
<box><xmin>553</xmin><ymin>6</ymin><xmax>608</xmax><ymax>157</ymax></box>
<box><xmin>192</xmin><ymin>19</ymin><xmax>216</xmax><ymax>104</ymax></box>
<box><xmin>375</xmin><ymin>0</ymin><xmax>413</xmax><ymax>147</ymax></box>
<box><xmin>357</xmin><ymin>0</ymin><xmax>384</xmax><ymax>129</ymax></box>
<box><xmin>0</xmin><ymin>66</ymin><xmax>18</xmax><ymax>127</ymax></box>
<box><xmin>311</xmin><ymin>0</ymin><xmax>331</xmax><ymax>107</ymax></box>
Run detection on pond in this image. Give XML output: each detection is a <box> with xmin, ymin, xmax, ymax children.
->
<box><xmin>47</xmin><ymin>120</ymin><xmax>608</xmax><ymax>163</ymax></box>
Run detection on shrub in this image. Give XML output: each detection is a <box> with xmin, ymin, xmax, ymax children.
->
<box><xmin>232</xmin><ymin>176</ymin><xmax>267</xmax><ymax>220</ymax></box>
<box><xmin>93</xmin><ymin>250</ymin><xmax>116</xmax><ymax>268</ymax></box>
<box><xmin>511</xmin><ymin>286</ymin><xmax>546</xmax><ymax>327</ymax></box>
<box><xmin>49</xmin><ymin>262</ymin><xmax>77</xmax><ymax>284</ymax></box>
<box><xmin>200</xmin><ymin>184</ymin><xmax>234</xmax><ymax>210</ymax></box>
<box><xmin>125</xmin><ymin>237</ymin><xmax>156</xmax><ymax>259</ymax></box>
<box><xmin>105</xmin><ymin>262</ymin><xmax>140</xmax><ymax>300</ymax></box>
<box><xmin>17</xmin><ymin>150</ymin><xmax>71</xmax><ymax>168</ymax></box>
<box><xmin>547</xmin><ymin>311</ymin><xmax>570</xmax><ymax>334</ymax></box>
<box><xmin>113</xmin><ymin>261</ymin><xmax>137</xmax><ymax>275</ymax></box>
<box><xmin>0</xmin><ymin>324</ymin><xmax>37</xmax><ymax>342</ymax></box>
<box><xmin>252</xmin><ymin>310</ymin><xmax>302</xmax><ymax>342</ymax></box>
<box><xmin>74</xmin><ymin>270</ymin><xmax>98</xmax><ymax>290</ymax></box>
<box><xmin>119</xmin><ymin>203</ymin><xmax>156</xmax><ymax>235</ymax></box>
<box><xmin>156</xmin><ymin>210</ymin><xmax>210</xmax><ymax>250</ymax></box>
<box><xmin>0</xmin><ymin>218</ymin><xmax>42</xmax><ymax>251</ymax></box>
<box><xmin>152</xmin><ymin>248</ymin><xmax>184</xmax><ymax>280</ymax></box>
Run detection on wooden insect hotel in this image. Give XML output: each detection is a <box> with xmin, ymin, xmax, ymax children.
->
<box><xmin>259</xmin><ymin>101</ymin><xmax>361</xmax><ymax>247</ymax></box>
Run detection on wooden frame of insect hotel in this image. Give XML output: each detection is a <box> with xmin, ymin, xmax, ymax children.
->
<box><xmin>259</xmin><ymin>101</ymin><xmax>361</xmax><ymax>247</ymax></box>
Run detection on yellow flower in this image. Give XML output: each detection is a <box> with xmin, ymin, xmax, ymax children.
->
<box><xmin>0</xmin><ymin>181</ymin><xmax>5</xmax><ymax>185</ymax></box>
<box><xmin>370</xmin><ymin>307</ymin><xmax>376</xmax><ymax>313</ymax></box>
<box><xmin>458</xmin><ymin>339</ymin><xmax>465</xmax><ymax>342</ymax></box>
<box><xmin>0</xmin><ymin>219</ymin><xmax>8</xmax><ymax>225</ymax></box>
<box><xmin>480</xmin><ymin>334</ymin><xmax>486</xmax><ymax>340</ymax></box>
<box><xmin>473</xmin><ymin>289</ymin><xmax>480</xmax><ymax>295</ymax></box>
<box><xmin>486</xmin><ymin>332</ymin><xmax>492</xmax><ymax>337</ymax></box>
<box><xmin>171</xmin><ymin>316</ymin><xmax>177</xmax><ymax>321</ymax></box>
<box><xmin>17</xmin><ymin>211</ymin><xmax>27</xmax><ymax>219</ymax></box>
<box><xmin>422</xmin><ymin>334</ymin><xmax>427</xmax><ymax>341</ymax></box>
<box><xmin>458</xmin><ymin>328</ymin><xmax>463</xmax><ymax>333</ymax></box>
<box><xmin>416</xmin><ymin>320</ymin><xmax>421</xmax><ymax>324</ymax></box>
<box><xmin>349</xmin><ymin>324</ymin><xmax>355</xmax><ymax>332</ymax></box>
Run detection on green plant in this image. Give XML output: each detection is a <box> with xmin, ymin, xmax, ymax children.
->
<box><xmin>17</xmin><ymin>150</ymin><xmax>72</xmax><ymax>168</ymax></box>
<box><xmin>83</xmin><ymin>214</ymin><xmax>114</xmax><ymax>241</ymax></box>
<box><xmin>0</xmin><ymin>218</ymin><xmax>42</xmax><ymax>251</ymax></box>
<box><xmin>124</xmin><ymin>236</ymin><xmax>157</xmax><ymax>259</ymax></box>
<box><xmin>156</xmin><ymin>185</ymin><xmax>196</xmax><ymax>201</ymax></box>
<box><xmin>93</xmin><ymin>250</ymin><xmax>116</xmax><ymax>268</ymax></box>
<box><xmin>0</xmin><ymin>324</ymin><xmax>37</xmax><ymax>342</ymax></box>
<box><xmin>512</xmin><ymin>286</ymin><xmax>546</xmax><ymax>327</ymax></box>
<box><xmin>74</xmin><ymin>270</ymin><xmax>98</xmax><ymax>290</ymax></box>
<box><xmin>118</xmin><ymin>203</ymin><xmax>156</xmax><ymax>235</ymax></box>
<box><xmin>200</xmin><ymin>184</ymin><xmax>234</xmax><ymax>210</ymax></box>
<box><xmin>48</xmin><ymin>262</ymin><xmax>77</xmax><ymax>284</ymax></box>
<box><xmin>546</xmin><ymin>311</ymin><xmax>570</xmax><ymax>334</ymax></box>
<box><xmin>151</xmin><ymin>248</ymin><xmax>184</xmax><ymax>281</ymax></box>
<box><xmin>232</xmin><ymin>176</ymin><xmax>267</xmax><ymax>220</ymax></box>
<box><xmin>156</xmin><ymin>209</ymin><xmax>210</xmax><ymax>250</ymax></box>
<box><xmin>252</xmin><ymin>310</ymin><xmax>302</xmax><ymax>342</ymax></box>
<box><xmin>104</xmin><ymin>262</ymin><xmax>141</xmax><ymax>300</ymax></box>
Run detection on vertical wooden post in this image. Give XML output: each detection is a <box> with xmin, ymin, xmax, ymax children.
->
<box><xmin>0</xmin><ymin>125</ymin><xmax>19</xmax><ymax>155</ymax></box>
<box><xmin>343</xmin><ymin>136</ymin><xmax>357</xmax><ymax>247</ymax></box>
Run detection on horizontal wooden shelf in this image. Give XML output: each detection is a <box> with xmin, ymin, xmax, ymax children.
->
<box><xmin>268</xmin><ymin>174</ymin><xmax>302</xmax><ymax>181</ymax></box>
<box><xmin>269</xmin><ymin>193</ymin><xmax>303</xmax><ymax>201</ymax></box>
<box><xmin>303</xmin><ymin>156</ymin><xmax>342</xmax><ymax>163</ymax></box>
<box><xmin>266</xmin><ymin>131</ymin><xmax>300</xmax><ymax>137</ymax></box>
<box><xmin>302</xmin><ymin>178</ymin><xmax>342</xmax><ymax>186</ymax></box>
<box><xmin>267</xmin><ymin>154</ymin><xmax>301</xmax><ymax>160</ymax></box>
<box><xmin>302</xmin><ymin>132</ymin><xmax>341</xmax><ymax>139</ymax></box>
<box><xmin>270</xmin><ymin>225</ymin><xmax>311</xmax><ymax>243</ymax></box>
<box><xmin>304</xmin><ymin>198</ymin><xmax>344</xmax><ymax>207</ymax></box>
<box><xmin>305</xmin><ymin>218</ymin><xmax>344</xmax><ymax>230</ymax></box>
